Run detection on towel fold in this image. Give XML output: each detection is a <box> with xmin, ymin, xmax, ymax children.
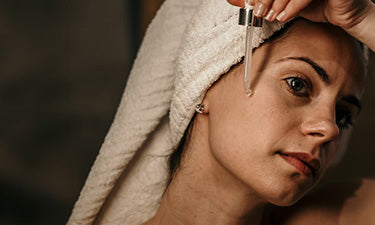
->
<box><xmin>67</xmin><ymin>0</ymin><xmax>284</xmax><ymax>224</ymax></box>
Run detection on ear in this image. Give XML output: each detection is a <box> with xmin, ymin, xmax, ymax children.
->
<box><xmin>198</xmin><ymin>95</ymin><xmax>210</xmax><ymax>114</ymax></box>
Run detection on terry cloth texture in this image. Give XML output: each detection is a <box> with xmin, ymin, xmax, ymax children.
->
<box><xmin>67</xmin><ymin>0</ymin><xmax>284</xmax><ymax>225</ymax></box>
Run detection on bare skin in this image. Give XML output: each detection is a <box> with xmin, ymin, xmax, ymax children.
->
<box><xmin>227</xmin><ymin>0</ymin><xmax>375</xmax><ymax>52</ymax></box>
<box><xmin>265</xmin><ymin>178</ymin><xmax>375</xmax><ymax>225</ymax></box>
<box><xmin>224</xmin><ymin>1</ymin><xmax>375</xmax><ymax>224</ymax></box>
<box><xmin>142</xmin><ymin>19</ymin><xmax>365</xmax><ymax>225</ymax></box>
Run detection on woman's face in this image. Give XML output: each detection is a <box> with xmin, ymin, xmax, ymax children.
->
<box><xmin>204</xmin><ymin>19</ymin><xmax>366</xmax><ymax>206</ymax></box>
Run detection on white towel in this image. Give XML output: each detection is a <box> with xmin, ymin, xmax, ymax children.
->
<box><xmin>67</xmin><ymin>0</ymin><xmax>284</xmax><ymax>224</ymax></box>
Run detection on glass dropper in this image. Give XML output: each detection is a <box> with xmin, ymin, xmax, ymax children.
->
<box><xmin>239</xmin><ymin>3</ymin><xmax>263</xmax><ymax>96</ymax></box>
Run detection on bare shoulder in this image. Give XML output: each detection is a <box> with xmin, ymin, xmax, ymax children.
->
<box><xmin>339</xmin><ymin>178</ymin><xmax>375</xmax><ymax>224</ymax></box>
<box><xmin>267</xmin><ymin>178</ymin><xmax>375</xmax><ymax>225</ymax></box>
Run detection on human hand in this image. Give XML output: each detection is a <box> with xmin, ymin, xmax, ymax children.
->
<box><xmin>227</xmin><ymin>0</ymin><xmax>373</xmax><ymax>31</ymax></box>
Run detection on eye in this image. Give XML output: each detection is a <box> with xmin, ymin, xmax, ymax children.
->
<box><xmin>285</xmin><ymin>77</ymin><xmax>310</xmax><ymax>97</ymax></box>
<box><xmin>335</xmin><ymin>108</ymin><xmax>354</xmax><ymax>129</ymax></box>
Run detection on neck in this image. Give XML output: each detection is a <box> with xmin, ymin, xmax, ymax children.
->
<box><xmin>152</xmin><ymin>176</ymin><xmax>265</xmax><ymax>225</ymax></box>
<box><xmin>145</xmin><ymin>117</ymin><xmax>267</xmax><ymax>225</ymax></box>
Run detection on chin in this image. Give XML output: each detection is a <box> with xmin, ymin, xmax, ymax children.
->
<box><xmin>268</xmin><ymin>195</ymin><xmax>302</xmax><ymax>207</ymax></box>
<box><xmin>259</xmin><ymin>181</ymin><xmax>313</xmax><ymax>207</ymax></box>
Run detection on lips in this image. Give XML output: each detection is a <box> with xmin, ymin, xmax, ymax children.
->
<box><xmin>278</xmin><ymin>152</ymin><xmax>320</xmax><ymax>177</ymax></box>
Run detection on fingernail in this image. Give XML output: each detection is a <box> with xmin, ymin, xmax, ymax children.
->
<box><xmin>265</xmin><ymin>9</ymin><xmax>274</xmax><ymax>21</ymax></box>
<box><xmin>254</xmin><ymin>3</ymin><xmax>264</xmax><ymax>17</ymax></box>
<box><xmin>276</xmin><ymin>11</ymin><xmax>286</xmax><ymax>22</ymax></box>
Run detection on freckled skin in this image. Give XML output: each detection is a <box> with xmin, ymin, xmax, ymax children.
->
<box><xmin>203</xmin><ymin>19</ymin><xmax>365</xmax><ymax>207</ymax></box>
<box><xmin>143</xmin><ymin>19</ymin><xmax>366</xmax><ymax>225</ymax></box>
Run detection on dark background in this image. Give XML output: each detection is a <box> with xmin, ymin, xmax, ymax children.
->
<box><xmin>0</xmin><ymin>0</ymin><xmax>374</xmax><ymax>224</ymax></box>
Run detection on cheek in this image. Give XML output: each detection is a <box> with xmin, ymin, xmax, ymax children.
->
<box><xmin>209</xmin><ymin>89</ymin><xmax>281</xmax><ymax>148</ymax></box>
<box><xmin>206</xmin><ymin>73</ymin><xmax>323</xmax><ymax>205</ymax></box>
<box><xmin>207</xmin><ymin>81</ymin><xmax>299</xmax><ymax>184</ymax></box>
<box><xmin>325</xmin><ymin>129</ymin><xmax>351</xmax><ymax>167</ymax></box>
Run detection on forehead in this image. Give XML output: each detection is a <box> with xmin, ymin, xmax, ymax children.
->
<box><xmin>259</xmin><ymin>19</ymin><xmax>366</xmax><ymax>96</ymax></box>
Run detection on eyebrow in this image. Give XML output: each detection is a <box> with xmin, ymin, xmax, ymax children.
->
<box><xmin>277</xmin><ymin>56</ymin><xmax>330</xmax><ymax>84</ymax></box>
<box><xmin>277</xmin><ymin>56</ymin><xmax>362</xmax><ymax>111</ymax></box>
<box><xmin>342</xmin><ymin>95</ymin><xmax>362</xmax><ymax>113</ymax></box>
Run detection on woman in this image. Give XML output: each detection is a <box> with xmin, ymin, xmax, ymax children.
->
<box><xmin>67</xmin><ymin>0</ymin><xmax>375</xmax><ymax>224</ymax></box>
<box><xmin>144</xmin><ymin>18</ymin><xmax>366</xmax><ymax>225</ymax></box>
<box><xmin>225</xmin><ymin>1</ymin><xmax>375</xmax><ymax>224</ymax></box>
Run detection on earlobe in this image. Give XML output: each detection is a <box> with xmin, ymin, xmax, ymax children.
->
<box><xmin>195</xmin><ymin>104</ymin><xmax>205</xmax><ymax>114</ymax></box>
<box><xmin>195</xmin><ymin>96</ymin><xmax>210</xmax><ymax>114</ymax></box>
<box><xmin>196</xmin><ymin>93</ymin><xmax>210</xmax><ymax>114</ymax></box>
<box><xmin>195</xmin><ymin>103</ymin><xmax>209</xmax><ymax>114</ymax></box>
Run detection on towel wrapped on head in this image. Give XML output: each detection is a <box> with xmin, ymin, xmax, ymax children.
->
<box><xmin>67</xmin><ymin>0</ymin><xmax>286</xmax><ymax>224</ymax></box>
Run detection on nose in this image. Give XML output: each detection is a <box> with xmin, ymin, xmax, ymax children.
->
<box><xmin>300</xmin><ymin>108</ymin><xmax>340</xmax><ymax>144</ymax></box>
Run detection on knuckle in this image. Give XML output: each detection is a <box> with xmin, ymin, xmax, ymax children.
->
<box><xmin>258</xmin><ymin>0</ymin><xmax>272</xmax><ymax>8</ymax></box>
<box><xmin>272</xmin><ymin>0</ymin><xmax>289</xmax><ymax>13</ymax></box>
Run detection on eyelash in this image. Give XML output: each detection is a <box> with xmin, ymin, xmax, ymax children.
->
<box><xmin>336</xmin><ymin>108</ymin><xmax>354</xmax><ymax>129</ymax></box>
<box><xmin>284</xmin><ymin>76</ymin><xmax>311</xmax><ymax>98</ymax></box>
<box><xmin>284</xmin><ymin>76</ymin><xmax>354</xmax><ymax>129</ymax></box>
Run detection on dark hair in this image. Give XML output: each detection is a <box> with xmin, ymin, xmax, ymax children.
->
<box><xmin>168</xmin><ymin>114</ymin><xmax>195</xmax><ymax>182</ymax></box>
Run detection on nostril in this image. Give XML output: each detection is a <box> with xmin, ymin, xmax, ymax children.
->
<box><xmin>309</xmin><ymin>132</ymin><xmax>324</xmax><ymax>137</ymax></box>
<box><xmin>301</xmin><ymin>120</ymin><xmax>340</xmax><ymax>141</ymax></box>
